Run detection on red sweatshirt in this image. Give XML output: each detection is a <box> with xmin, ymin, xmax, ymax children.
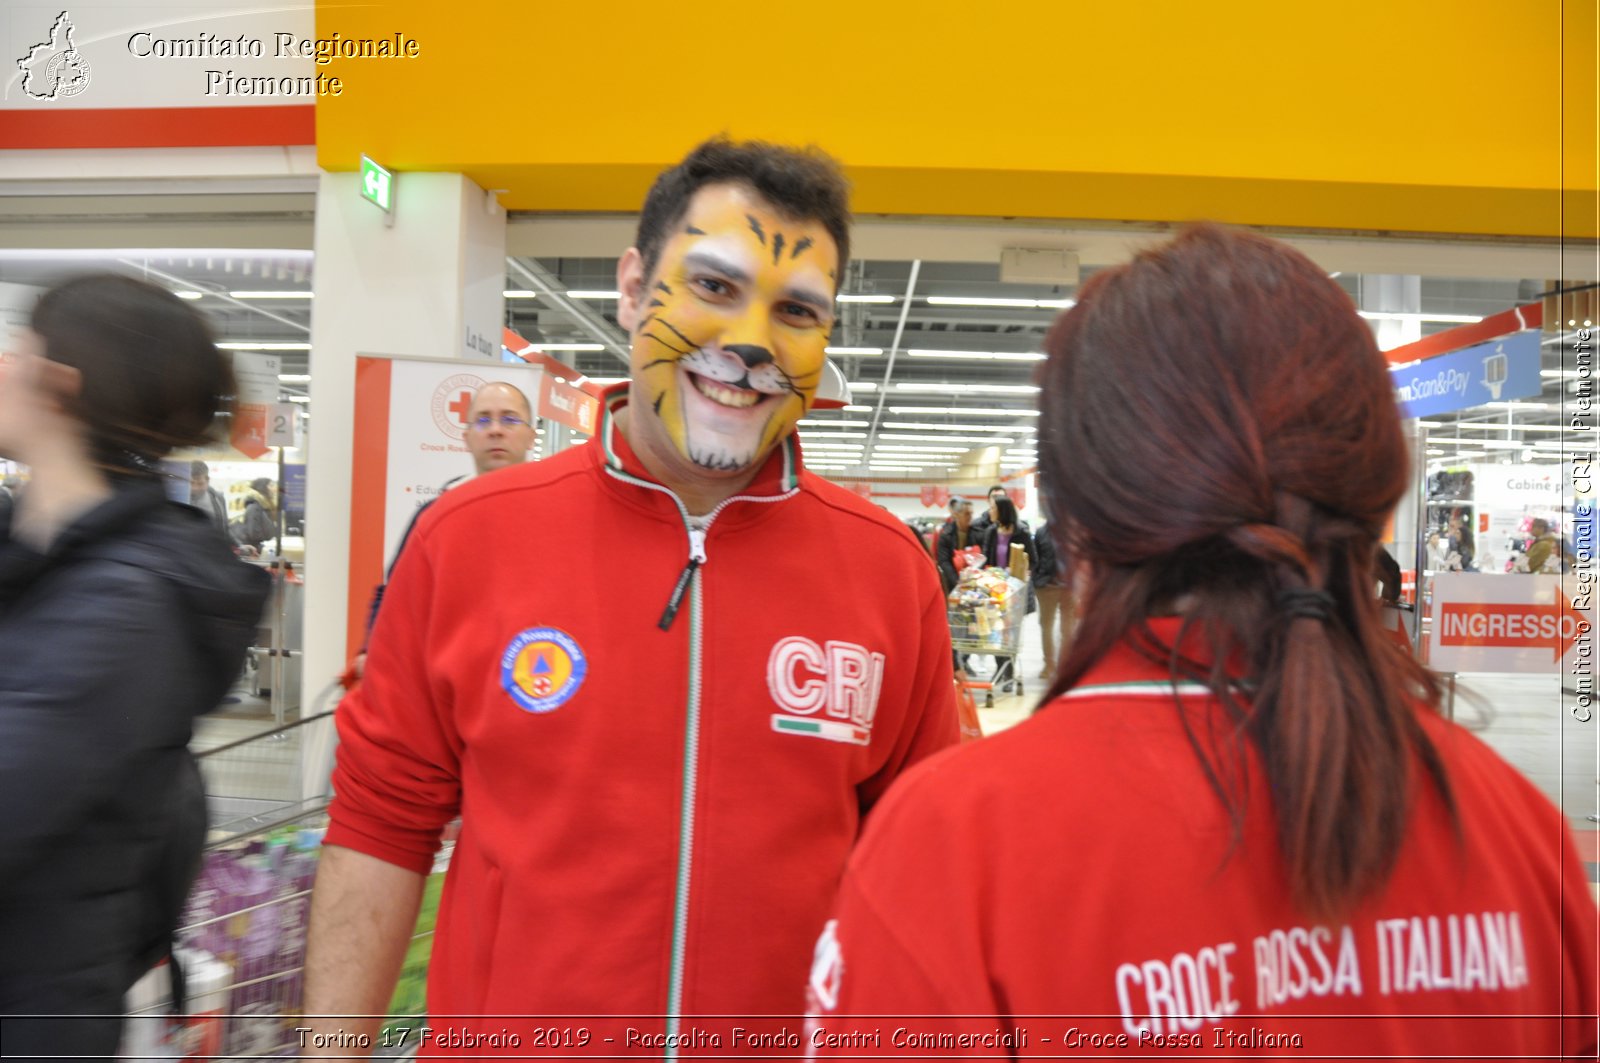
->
<box><xmin>808</xmin><ymin>617</ymin><xmax>1598</xmax><ymax>1059</ymax></box>
<box><xmin>327</xmin><ymin>388</ymin><xmax>958</xmax><ymax>1052</ymax></box>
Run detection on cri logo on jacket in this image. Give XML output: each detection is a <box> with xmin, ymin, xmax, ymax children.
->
<box><xmin>766</xmin><ymin>637</ymin><xmax>884</xmax><ymax>746</ymax></box>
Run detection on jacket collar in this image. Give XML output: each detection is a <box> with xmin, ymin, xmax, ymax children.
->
<box><xmin>1073</xmin><ymin>615</ymin><xmax>1250</xmax><ymax>693</ymax></box>
<box><xmin>595</xmin><ymin>383</ymin><xmax>805</xmax><ymax>498</ymax></box>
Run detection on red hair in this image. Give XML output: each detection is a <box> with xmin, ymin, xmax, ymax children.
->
<box><xmin>1037</xmin><ymin>225</ymin><xmax>1451</xmax><ymax>919</ymax></box>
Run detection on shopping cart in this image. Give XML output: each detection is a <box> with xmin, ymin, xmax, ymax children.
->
<box><xmin>947</xmin><ymin>569</ymin><xmax>1029</xmax><ymax>707</ymax></box>
<box><xmin>121</xmin><ymin>683</ymin><xmax>449</xmax><ymax>1060</ymax></box>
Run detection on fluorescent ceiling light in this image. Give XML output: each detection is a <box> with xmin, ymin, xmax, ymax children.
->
<box><xmin>798</xmin><ymin>431</ymin><xmax>868</xmax><ymax>439</ymax></box>
<box><xmin>887</xmin><ymin>421</ymin><xmax>1037</xmax><ymax>434</ymax></box>
<box><xmin>825</xmin><ymin>346</ymin><xmax>884</xmax><ymax>356</ymax></box>
<box><xmin>1439</xmin><ymin>439</ymin><xmax>1528</xmax><ymax>449</ymax></box>
<box><xmin>890</xmin><ymin>406</ymin><xmax>1040</xmax><ymax>417</ymax></box>
<box><xmin>896</xmin><ymin>383</ymin><xmax>1040</xmax><ymax>395</ymax></box>
<box><xmin>848</xmin><ymin>382</ymin><xmax>879</xmax><ymax>392</ymax></box>
<box><xmin>1483</xmin><ymin>401</ymin><xmax>1552</xmax><ymax>410</ymax></box>
<box><xmin>1437</xmin><ymin>423</ymin><xmax>1567</xmax><ymax>433</ymax></box>
<box><xmin>278</xmin><ymin>374</ymin><xmax>311</xmax><ymax>383</ymax></box>
<box><xmin>284</xmin><ymin>395</ymin><xmax>311</xmax><ymax>403</ymax></box>
<box><xmin>581</xmin><ymin>376</ymin><xmax>629</xmax><ymax>387</ymax></box>
<box><xmin>837</xmin><ymin>294</ymin><xmax>895</xmax><ymax>304</ymax></box>
<box><xmin>566</xmin><ymin>290</ymin><xmax>621</xmax><ymax>299</ymax></box>
<box><xmin>229</xmin><ymin>290</ymin><xmax>312</xmax><ymax>299</ymax></box>
<box><xmin>878</xmin><ymin>432</ymin><xmax>1016</xmax><ymax>444</ymax></box>
<box><xmin>1359</xmin><ymin>311</ymin><xmax>1483</xmax><ymax>324</ymax></box>
<box><xmin>504</xmin><ymin>290</ymin><xmax>539</xmax><ymax>299</ymax></box>
<box><xmin>1541</xmin><ymin>370</ymin><xmax>1583</xmax><ymax>379</ymax></box>
<box><xmin>874</xmin><ymin>444</ymin><xmax>972</xmax><ymax>453</ymax></box>
<box><xmin>926</xmin><ymin>296</ymin><xmax>1073</xmax><ymax>310</ymax></box>
<box><xmin>798</xmin><ymin>419</ymin><xmax>868</xmax><ymax>428</ymax></box>
<box><xmin>533</xmin><ymin>343</ymin><xmax>605</xmax><ymax>351</ymax></box>
<box><xmin>218</xmin><ymin>341</ymin><xmax>311</xmax><ymax>350</ymax></box>
<box><xmin>843</xmin><ymin>405</ymin><xmax>873</xmax><ymax>412</ymax></box>
<box><xmin>803</xmin><ymin>443</ymin><xmax>865</xmax><ymax>450</ymax></box>
<box><xmin>173</xmin><ymin>290</ymin><xmax>203</xmax><ymax>300</ymax></box>
<box><xmin>906</xmin><ymin>349</ymin><xmax>1045</xmax><ymax>362</ymax></box>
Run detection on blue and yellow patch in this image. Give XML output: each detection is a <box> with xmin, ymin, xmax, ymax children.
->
<box><xmin>500</xmin><ymin>627</ymin><xmax>587</xmax><ymax>714</ymax></box>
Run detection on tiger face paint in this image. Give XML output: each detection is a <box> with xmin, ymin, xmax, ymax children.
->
<box><xmin>617</xmin><ymin>183</ymin><xmax>837</xmax><ymax>483</ymax></box>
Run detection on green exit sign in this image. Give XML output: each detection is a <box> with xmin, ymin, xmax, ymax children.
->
<box><xmin>359</xmin><ymin>154</ymin><xmax>393</xmax><ymax>213</ymax></box>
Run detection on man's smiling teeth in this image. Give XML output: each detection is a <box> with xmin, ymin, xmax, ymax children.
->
<box><xmin>692</xmin><ymin>373</ymin><xmax>761</xmax><ymax>409</ymax></box>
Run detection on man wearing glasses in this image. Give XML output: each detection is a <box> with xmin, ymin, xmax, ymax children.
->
<box><xmin>461</xmin><ymin>381</ymin><xmax>536</xmax><ymax>476</ymax></box>
<box><xmin>354</xmin><ymin>381</ymin><xmax>534</xmax><ymax>675</ymax></box>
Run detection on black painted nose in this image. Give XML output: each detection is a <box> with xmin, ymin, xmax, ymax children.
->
<box><xmin>723</xmin><ymin>344</ymin><xmax>774</xmax><ymax>369</ymax></box>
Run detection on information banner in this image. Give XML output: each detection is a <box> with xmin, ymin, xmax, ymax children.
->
<box><xmin>1392</xmin><ymin>330</ymin><xmax>1541</xmax><ymax>419</ymax></box>
<box><xmin>537</xmin><ymin>373</ymin><xmax>599</xmax><ymax>434</ymax></box>
<box><xmin>1428</xmin><ymin>573</ymin><xmax>1594</xmax><ymax>673</ymax></box>
<box><xmin>230</xmin><ymin>351</ymin><xmax>279</xmax><ymax>459</ymax></box>
<box><xmin>346</xmin><ymin>355</ymin><xmax>541</xmax><ymax>655</ymax></box>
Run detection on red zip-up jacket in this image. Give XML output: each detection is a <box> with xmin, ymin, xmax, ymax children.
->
<box><xmin>808</xmin><ymin>617</ymin><xmax>1598</xmax><ymax>1059</ymax></box>
<box><xmin>327</xmin><ymin>389</ymin><xmax>958</xmax><ymax>1053</ymax></box>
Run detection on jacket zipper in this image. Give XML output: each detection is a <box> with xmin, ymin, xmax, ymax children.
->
<box><xmin>601</xmin><ymin>465</ymin><xmax>797</xmax><ymax>1051</ymax></box>
<box><xmin>657</xmin><ymin>527</ymin><xmax>706</xmax><ymax>630</ymax></box>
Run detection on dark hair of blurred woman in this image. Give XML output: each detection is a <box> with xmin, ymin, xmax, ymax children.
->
<box><xmin>29</xmin><ymin>274</ymin><xmax>234</xmax><ymax>475</ymax></box>
<box><xmin>1036</xmin><ymin>225</ymin><xmax>1451</xmax><ymax>919</ymax></box>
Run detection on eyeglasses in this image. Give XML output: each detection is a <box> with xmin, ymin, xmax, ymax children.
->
<box><xmin>469</xmin><ymin>413</ymin><xmax>529</xmax><ymax>429</ymax></box>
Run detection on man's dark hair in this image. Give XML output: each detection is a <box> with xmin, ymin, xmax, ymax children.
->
<box><xmin>633</xmin><ymin>137</ymin><xmax>851</xmax><ymax>286</ymax></box>
<box><xmin>32</xmin><ymin>274</ymin><xmax>232</xmax><ymax>477</ymax></box>
<box><xmin>190</xmin><ymin>460</ymin><xmax>210</xmax><ymax>478</ymax></box>
<box><xmin>988</xmin><ymin>484</ymin><xmax>1007</xmax><ymax>499</ymax></box>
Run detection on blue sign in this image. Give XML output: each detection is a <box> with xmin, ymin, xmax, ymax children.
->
<box><xmin>1392</xmin><ymin>329</ymin><xmax>1542</xmax><ymax>419</ymax></box>
<box><xmin>283</xmin><ymin>464</ymin><xmax>307</xmax><ymax>517</ymax></box>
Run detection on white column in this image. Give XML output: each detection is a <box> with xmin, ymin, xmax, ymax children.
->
<box><xmin>1362</xmin><ymin>274</ymin><xmax>1422</xmax><ymax>353</ymax></box>
<box><xmin>300</xmin><ymin>172</ymin><xmax>505</xmax><ymax>798</ymax></box>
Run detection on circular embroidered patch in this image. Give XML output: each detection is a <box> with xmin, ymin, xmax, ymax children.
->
<box><xmin>500</xmin><ymin>627</ymin><xmax>587</xmax><ymax>713</ymax></box>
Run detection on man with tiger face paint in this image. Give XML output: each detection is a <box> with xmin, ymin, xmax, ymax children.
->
<box><xmin>308</xmin><ymin>139</ymin><xmax>958</xmax><ymax>1051</ymax></box>
<box><xmin>616</xmin><ymin>168</ymin><xmax>838</xmax><ymax>511</ymax></box>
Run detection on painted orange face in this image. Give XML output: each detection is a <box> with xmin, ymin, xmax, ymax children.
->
<box><xmin>624</xmin><ymin>184</ymin><xmax>837</xmax><ymax>474</ymax></box>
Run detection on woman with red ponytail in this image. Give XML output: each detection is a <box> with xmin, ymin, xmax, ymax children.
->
<box><xmin>807</xmin><ymin>226</ymin><xmax>1598</xmax><ymax>1057</ymax></box>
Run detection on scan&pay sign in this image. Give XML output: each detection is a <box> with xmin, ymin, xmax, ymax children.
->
<box><xmin>1428</xmin><ymin>574</ymin><xmax>1592</xmax><ymax>673</ymax></box>
<box><xmin>1391</xmin><ymin>330</ymin><xmax>1541</xmax><ymax>419</ymax></box>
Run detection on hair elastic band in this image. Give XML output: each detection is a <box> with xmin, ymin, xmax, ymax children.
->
<box><xmin>1279</xmin><ymin>588</ymin><xmax>1335</xmax><ymax>622</ymax></box>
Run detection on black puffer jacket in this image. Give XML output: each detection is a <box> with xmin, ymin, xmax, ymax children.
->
<box><xmin>0</xmin><ymin>478</ymin><xmax>269</xmax><ymax>1016</ymax></box>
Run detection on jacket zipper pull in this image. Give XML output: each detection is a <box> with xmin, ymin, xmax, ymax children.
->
<box><xmin>658</xmin><ymin>529</ymin><xmax>708</xmax><ymax>631</ymax></box>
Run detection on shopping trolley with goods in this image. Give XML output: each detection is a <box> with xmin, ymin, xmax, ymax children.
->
<box><xmin>947</xmin><ymin>568</ymin><xmax>1030</xmax><ymax>707</ymax></box>
<box><xmin>120</xmin><ymin>686</ymin><xmax>452</xmax><ymax>1060</ymax></box>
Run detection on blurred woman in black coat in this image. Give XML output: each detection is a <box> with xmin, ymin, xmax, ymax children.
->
<box><xmin>0</xmin><ymin>275</ymin><xmax>268</xmax><ymax>1058</ymax></box>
